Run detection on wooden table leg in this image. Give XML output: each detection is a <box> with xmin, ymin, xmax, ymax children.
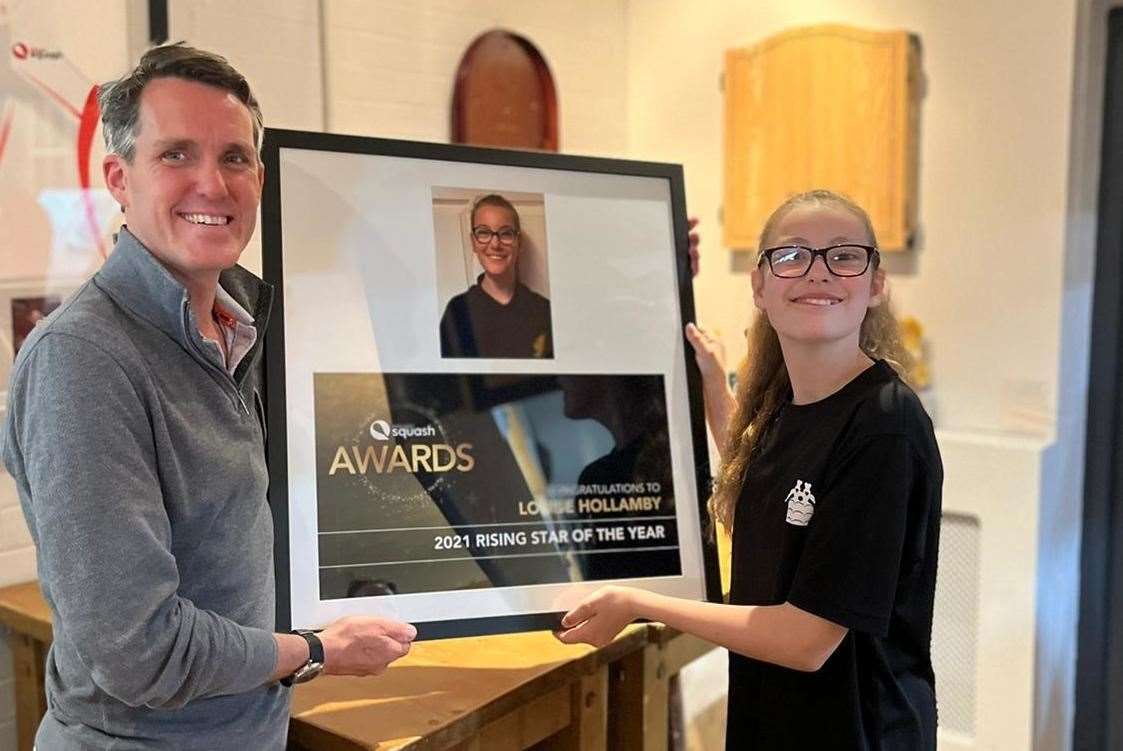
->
<box><xmin>607</xmin><ymin>630</ymin><xmax>719</xmax><ymax>750</ymax></box>
<box><xmin>668</xmin><ymin>674</ymin><xmax>685</xmax><ymax>751</ymax></box>
<box><xmin>640</xmin><ymin>640</ymin><xmax>671</xmax><ymax>751</ymax></box>
<box><xmin>11</xmin><ymin>633</ymin><xmax>47</xmax><ymax>751</ymax></box>
<box><xmin>607</xmin><ymin>639</ymin><xmax>670</xmax><ymax>751</ymax></box>
<box><xmin>538</xmin><ymin>666</ymin><xmax>608</xmax><ymax>751</ymax></box>
<box><xmin>578</xmin><ymin>668</ymin><xmax>609</xmax><ymax>749</ymax></box>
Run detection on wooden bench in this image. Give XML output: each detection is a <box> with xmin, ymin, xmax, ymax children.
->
<box><xmin>0</xmin><ymin>581</ymin><xmax>716</xmax><ymax>751</ymax></box>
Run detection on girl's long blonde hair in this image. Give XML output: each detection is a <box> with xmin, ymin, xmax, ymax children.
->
<box><xmin>709</xmin><ymin>190</ymin><xmax>913</xmax><ymax>529</ymax></box>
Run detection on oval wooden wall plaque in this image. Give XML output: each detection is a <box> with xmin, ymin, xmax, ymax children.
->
<box><xmin>452</xmin><ymin>30</ymin><xmax>558</xmax><ymax>151</ymax></box>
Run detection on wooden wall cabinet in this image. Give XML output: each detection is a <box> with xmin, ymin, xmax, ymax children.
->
<box><xmin>723</xmin><ymin>24</ymin><xmax>922</xmax><ymax>251</ymax></box>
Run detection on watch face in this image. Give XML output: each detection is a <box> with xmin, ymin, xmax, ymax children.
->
<box><xmin>292</xmin><ymin>661</ymin><xmax>324</xmax><ymax>685</ymax></box>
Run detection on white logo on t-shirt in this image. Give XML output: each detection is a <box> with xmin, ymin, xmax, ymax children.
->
<box><xmin>784</xmin><ymin>480</ymin><xmax>816</xmax><ymax>526</ymax></box>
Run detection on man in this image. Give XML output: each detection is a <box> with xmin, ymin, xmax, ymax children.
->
<box><xmin>0</xmin><ymin>44</ymin><xmax>415</xmax><ymax>750</ymax></box>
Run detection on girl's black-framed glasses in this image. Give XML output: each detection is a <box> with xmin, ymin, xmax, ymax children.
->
<box><xmin>757</xmin><ymin>243</ymin><xmax>879</xmax><ymax>278</ymax></box>
<box><xmin>472</xmin><ymin>226</ymin><xmax>520</xmax><ymax>246</ymax></box>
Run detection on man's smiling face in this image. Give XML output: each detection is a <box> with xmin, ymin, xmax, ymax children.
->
<box><xmin>103</xmin><ymin>76</ymin><xmax>263</xmax><ymax>283</ymax></box>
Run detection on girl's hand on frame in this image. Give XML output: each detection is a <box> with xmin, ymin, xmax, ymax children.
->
<box><xmin>685</xmin><ymin>322</ymin><xmax>728</xmax><ymax>387</ymax></box>
<box><xmin>554</xmin><ymin>585</ymin><xmax>640</xmax><ymax>649</ymax></box>
<box><xmin>687</xmin><ymin>216</ymin><xmax>700</xmax><ymax>277</ymax></box>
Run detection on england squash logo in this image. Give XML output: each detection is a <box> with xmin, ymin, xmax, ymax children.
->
<box><xmin>784</xmin><ymin>480</ymin><xmax>815</xmax><ymax>526</ymax></box>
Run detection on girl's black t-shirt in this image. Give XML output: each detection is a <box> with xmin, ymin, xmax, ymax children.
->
<box><xmin>726</xmin><ymin>360</ymin><xmax>943</xmax><ymax>750</ymax></box>
<box><xmin>438</xmin><ymin>279</ymin><xmax>554</xmax><ymax>359</ymax></box>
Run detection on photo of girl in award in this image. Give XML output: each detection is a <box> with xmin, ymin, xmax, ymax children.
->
<box><xmin>433</xmin><ymin>188</ymin><xmax>554</xmax><ymax>359</ymax></box>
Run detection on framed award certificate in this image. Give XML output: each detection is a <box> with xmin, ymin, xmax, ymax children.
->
<box><xmin>261</xmin><ymin>129</ymin><xmax>720</xmax><ymax>638</ymax></box>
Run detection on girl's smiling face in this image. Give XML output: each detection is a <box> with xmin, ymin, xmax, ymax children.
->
<box><xmin>472</xmin><ymin>204</ymin><xmax>520</xmax><ymax>279</ymax></box>
<box><xmin>750</xmin><ymin>204</ymin><xmax>885</xmax><ymax>347</ymax></box>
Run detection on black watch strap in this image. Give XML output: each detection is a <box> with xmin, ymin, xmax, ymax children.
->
<box><xmin>298</xmin><ymin>630</ymin><xmax>324</xmax><ymax>664</ymax></box>
<box><xmin>280</xmin><ymin>630</ymin><xmax>325</xmax><ymax>687</ymax></box>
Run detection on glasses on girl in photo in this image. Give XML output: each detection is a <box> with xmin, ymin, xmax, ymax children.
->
<box><xmin>757</xmin><ymin>244</ymin><xmax>879</xmax><ymax>278</ymax></box>
<box><xmin>472</xmin><ymin>227</ymin><xmax>520</xmax><ymax>245</ymax></box>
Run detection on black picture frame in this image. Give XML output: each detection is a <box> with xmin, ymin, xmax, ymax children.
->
<box><xmin>261</xmin><ymin>127</ymin><xmax>720</xmax><ymax>639</ymax></box>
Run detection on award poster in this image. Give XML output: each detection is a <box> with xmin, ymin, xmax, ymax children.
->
<box><xmin>262</xmin><ymin>130</ymin><xmax>720</xmax><ymax>638</ymax></box>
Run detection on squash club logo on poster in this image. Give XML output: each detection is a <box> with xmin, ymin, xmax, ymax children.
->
<box><xmin>327</xmin><ymin>419</ymin><xmax>475</xmax><ymax>476</ymax></box>
<box><xmin>311</xmin><ymin>371</ymin><xmax>683</xmax><ymax>600</ymax></box>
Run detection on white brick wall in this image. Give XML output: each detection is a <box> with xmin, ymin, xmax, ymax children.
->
<box><xmin>169</xmin><ymin>0</ymin><xmax>326</xmax><ymax>133</ymax></box>
<box><xmin>0</xmin><ymin>508</ymin><xmax>31</xmax><ymax>560</ymax></box>
<box><xmin>322</xmin><ymin>0</ymin><xmax>628</xmax><ymax>155</ymax></box>
<box><xmin>0</xmin><ymin>438</ymin><xmax>34</xmax><ymax>591</ymax></box>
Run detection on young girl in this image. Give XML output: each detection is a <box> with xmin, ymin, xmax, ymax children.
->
<box><xmin>438</xmin><ymin>194</ymin><xmax>554</xmax><ymax>359</ymax></box>
<box><xmin>556</xmin><ymin>190</ymin><xmax>942</xmax><ymax>750</ymax></box>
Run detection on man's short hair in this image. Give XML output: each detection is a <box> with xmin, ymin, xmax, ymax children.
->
<box><xmin>470</xmin><ymin>194</ymin><xmax>521</xmax><ymax>232</ymax></box>
<box><xmin>98</xmin><ymin>42</ymin><xmax>263</xmax><ymax>162</ymax></box>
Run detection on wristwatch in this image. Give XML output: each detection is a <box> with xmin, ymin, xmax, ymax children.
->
<box><xmin>281</xmin><ymin>630</ymin><xmax>325</xmax><ymax>686</ymax></box>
